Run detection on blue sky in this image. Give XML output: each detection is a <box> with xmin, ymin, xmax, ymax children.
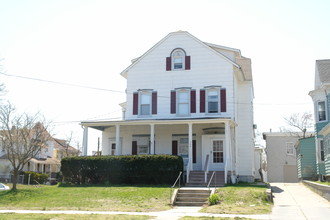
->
<box><xmin>1</xmin><ymin>0</ymin><xmax>329</xmax><ymax>151</ymax></box>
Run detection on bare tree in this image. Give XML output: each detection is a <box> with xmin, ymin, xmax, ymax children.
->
<box><xmin>0</xmin><ymin>103</ymin><xmax>51</xmax><ymax>190</ymax></box>
<box><xmin>283</xmin><ymin>112</ymin><xmax>314</xmax><ymax>138</ymax></box>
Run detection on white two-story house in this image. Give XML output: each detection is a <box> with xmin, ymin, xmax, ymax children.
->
<box><xmin>81</xmin><ymin>31</ymin><xmax>256</xmax><ymax>183</ymax></box>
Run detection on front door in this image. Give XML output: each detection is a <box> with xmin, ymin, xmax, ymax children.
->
<box><xmin>202</xmin><ymin>135</ymin><xmax>225</xmax><ymax>171</ymax></box>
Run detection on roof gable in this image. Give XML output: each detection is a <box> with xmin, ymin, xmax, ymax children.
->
<box><xmin>315</xmin><ymin>59</ymin><xmax>330</xmax><ymax>87</ymax></box>
<box><xmin>120</xmin><ymin>31</ymin><xmax>242</xmax><ymax>78</ymax></box>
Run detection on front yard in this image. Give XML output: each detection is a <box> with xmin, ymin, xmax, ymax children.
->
<box><xmin>0</xmin><ymin>184</ymin><xmax>171</xmax><ymax>212</ymax></box>
<box><xmin>0</xmin><ymin>183</ymin><xmax>272</xmax><ymax>216</ymax></box>
<box><xmin>201</xmin><ymin>183</ymin><xmax>272</xmax><ymax>214</ymax></box>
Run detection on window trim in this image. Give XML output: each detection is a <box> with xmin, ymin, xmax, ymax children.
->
<box><xmin>206</xmin><ymin>87</ymin><xmax>221</xmax><ymax>114</ymax></box>
<box><xmin>286</xmin><ymin>142</ymin><xmax>294</xmax><ymax>156</ymax></box>
<box><xmin>317</xmin><ymin>101</ymin><xmax>327</xmax><ymax>122</ymax></box>
<box><xmin>176</xmin><ymin>88</ymin><xmax>191</xmax><ymax>116</ymax></box>
<box><xmin>138</xmin><ymin>90</ymin><xmax>152</xmax><ymax>116</ymax></box>
<box><xmin>171</xmin><ymin>49</ymin><xmax>185</xmax><ymax>70</ymax></box>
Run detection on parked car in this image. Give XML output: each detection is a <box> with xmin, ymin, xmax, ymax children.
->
<box><xmin>0</xmin><ymin>183</ymin><xmax>10</xmax><ymax>191</ymax></box>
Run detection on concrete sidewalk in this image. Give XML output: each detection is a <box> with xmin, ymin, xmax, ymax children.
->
<box><xmin>270</xmin><ymin>182</ymin><xmax>330</xmax><ymax>220</ymax></box>
<box><xmin>0</xmin><ymin>208</ymin><xmax>270</xmax><ymax>220</ymax></box>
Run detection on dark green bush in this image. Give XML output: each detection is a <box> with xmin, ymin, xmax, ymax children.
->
<box><xmin>61</xmin><ymin>155</ymin><xmax>183</xmax><ymax>185</ymax></box>
<box><xmin>23</xmin><ymin>171</ymin><xmax>48</xmax><ymax>184</ymax></box>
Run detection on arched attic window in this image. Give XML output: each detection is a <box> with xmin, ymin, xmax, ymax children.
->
<box><xmin>166</xmin><ymin>48</ymin><xmax>191</xmax><ymax>71</ymax></box>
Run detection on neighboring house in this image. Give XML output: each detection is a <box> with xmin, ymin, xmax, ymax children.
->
<box><xmin>81</xmin><ymin>31</ymin><xmax>256</xmax><ymax>183</ymax></box>
<box><xmin>295</xmin><ymin>136</ymin><xmax>317</xmax><ymax>180</ymax></box>
<box><xmin>309</xmin><ymin>59</ymin><xmax>330</xmax><ymax>180</ymax></box>
<box><xmin>263</xmin><ymin>132</ymin><xmax>313</xmax><ymax>182</ymax></box>
<box><xmin>0</xmin><ymin>130</ymin><xmax>78</xmax><ymax>183</ymax></box>
<box><xmin>53</xmin><ymin>138</ymin><xmax>80</xmax><ymax>160</ymax></box>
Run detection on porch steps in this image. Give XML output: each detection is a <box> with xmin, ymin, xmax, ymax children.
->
<box><xmin>185</xmin><ymin>171</ymin><xmax>225</xmax><ymax>187</ymax></box>
<box><xmin>174</xmin><ymin>188</ymin><xmax>211</xmax><ymax>206</ymax></box>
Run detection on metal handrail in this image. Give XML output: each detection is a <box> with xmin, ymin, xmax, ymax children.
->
<box><xmin>170</xmin><ymin>171</ymin><xmax>182</xmax><ymax>204</ymax></box>
<box><xmin>207</xmin><ymin>171</ymin><xmax>216</xmax><ymax>189</ymax></box>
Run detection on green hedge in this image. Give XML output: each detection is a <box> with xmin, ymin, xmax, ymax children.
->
<box><xmin>61</xmin><ymin>155</ymin><xmax>183</xmax><ymax>185</ymax></box>
<box><xmin>22</xmin><ymin>171</ymin><xmax>49</xmax><ymax>184</ymax></box>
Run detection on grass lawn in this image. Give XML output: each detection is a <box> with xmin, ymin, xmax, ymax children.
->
<box><xmin>200</xmin><ymin>183</ymin><xmax>272</xmax><ymax>215</ymax></box>
<box><xmin>315</xmin><ymin>181</ymin><xmax>330</xmax><ymax>186</ymax></box>
<box><xmin>0</xmin><ymin>184</ymin><xmax>171</xmax><ymax>212</ymax></box>
<box><xmin>181</xmin><ymin>217</ymin><xmax>254</xmax><ymax>220</ymax></box>
<box><xmin>0</xmin><ymin>213</ymin><xmax>152</xmax><ymax>220</ymax></box>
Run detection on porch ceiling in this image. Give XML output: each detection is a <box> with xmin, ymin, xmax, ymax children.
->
<box><xmin>81</xmin><ymin>117</ymin><xmax>236</xmax><ymax>131</ymax></box>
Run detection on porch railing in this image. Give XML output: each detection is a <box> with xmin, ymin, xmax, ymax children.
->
<box><xmin>204</xmin><ymin>154</ymin><xmax>210</xmax><ymax>183</ymax></box>
<box><xmin>170</xmin><ymin>171</ymin><xmax>182</xmax><ymax>204</ymax></box>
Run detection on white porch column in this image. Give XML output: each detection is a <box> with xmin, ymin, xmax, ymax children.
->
<box><xmin>188</xmin><ymin>123</ymin><xmax>193</xmax><ymax>170</ymax></box>
<box><xmin>225</xmin><ymin>121</ymin><xmax>232</xmax><ymax>183</ymax></box>
<box><xmin>115</xmin><ymin>124</ymin><xmax>121</xmax><ymax>155</ymax></box>
<box><xmin>82</xmin><ymin>126</ymin><xmax>88</xmax><ymax>156</ymax></box>
<box><xmin>150</xmin><ymin>124</ymin><xmax>155</xmax><ymax>154</ymax></box>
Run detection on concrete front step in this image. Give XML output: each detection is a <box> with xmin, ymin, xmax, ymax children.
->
<box><xmin>174</xmin><ymin>188</ymin><xmax>211</xmax><ymax>207</ymax></box>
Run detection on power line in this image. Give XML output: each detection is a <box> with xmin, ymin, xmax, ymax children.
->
<box><xmin>0</xmin><ymin>72</ymin><xmax>125</xmax><ymax>93</ymax></box>
<box><xmin>1</xmin><ymin>72</ymin><xmax>312</xmax><ymax>106</ymax></box>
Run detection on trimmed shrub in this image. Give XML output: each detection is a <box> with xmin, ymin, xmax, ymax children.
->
<box><xmin>208</xmin><ymin>193</ymin><xmax>220</xmax><ymax>205</ymax></box>
<box><xmin>61</xmin><ymin>155</ymin><xmax>183</xmax><ymax>185</ymax></box>
<box><xmin>23</xmin><ymin>171</ymin><xmax>48</xmax><ymax>184</ymax></box>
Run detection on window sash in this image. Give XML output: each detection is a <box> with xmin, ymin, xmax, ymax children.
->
<box><xmin>177</xmin><ymin>90</ymin><xmax>190</xmax><ymax>115</ymax></box>
<box><xmin>213</xmin><ymin>140</ymin><xmax>223</xmax><ymax>163</ymax></box>
<box><xmin>140</xmin><ymin>92</ymin><xmax>151</xmax><ymax>115</ymax></box>
<box><xmin>138</xmin><ymin>145</ymin><xmax>149</xmax><ymax>154</ymax></box>
<box><xmin>286</xmin><ymin>143</ymin><xmax>294</xmax><ymax>155</ymax></box>
<box><xmin>318</xmin><ymin>101</ymin><xmax>326</xmax><ymax>121</ymax></box>
<box><xmin>207</xmin><ymin>89</ymin><xmax>219</xmax><ymax>113</ymax></box>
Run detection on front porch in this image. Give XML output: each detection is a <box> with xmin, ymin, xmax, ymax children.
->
<box><xmin>81</xmin><ymin>118</ymin><xmax>237</xmax><ymax>184</ymax></box>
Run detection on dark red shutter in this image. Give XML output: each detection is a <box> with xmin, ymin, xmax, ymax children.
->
<box><xmin>193</xmin><ymin>140</ymin><xmax>196</xmax><ymax>163</ymax></box>
<box><xmin>132</xmin><ymin>141</ymin><xmax>137</xmax><ymax>155</ymax></box>
<box><xmin>170</xmin><ymin>90</ymin><xmax>176</xmax><ymax>114</ymax></box>
<box><xmin>133</xmin><ymin>92</ymin><xmax>138</xmax><ymax>115</ymax></box>
<box><xmin>152</xmin><ymin>91</ymin><xmax>157</xmax><ymax>114</ymax></box>
<box><xmin>190</xmin><ymin>90</ymin><xmax>196</xmax><ymax>113</ymax></box>
<box><xmin>166</xmin><ymin>57</ymin><xmax>171</xmax><ymax>71</ymax></box>
<box><xmin>172</xmin><ymin>140</ymin><xmax>178</xmax><ymax>155</ymax></box>
<box><xmin>185</xmin><ymin>56</ymin><xmax>191</xmax><ymax>70</ymax></box>
<box><xmin>221</xmin><ymin>88</ymin><xmax>226</xmax><ymax>112</ymax></box>
<box><xmin>200</xmin><ymin>89</ymin><xmax>205</xmax><ymax>113</ymax></box>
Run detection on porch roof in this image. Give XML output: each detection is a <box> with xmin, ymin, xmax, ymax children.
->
<box><xmin>81</xmin><ymin>117</ymin><xmax>236</xmax><ymax>131</ymax></box>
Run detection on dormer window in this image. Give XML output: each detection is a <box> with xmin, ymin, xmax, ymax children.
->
<box><xmin>172</xmin><ymin>49</ymin><xmax>184</xmax><ymax>70</ymax></box>
<box><xmin>166</xmin><ymin>48</ymin><xmax>190</xmax><ymax>71</ymax></box>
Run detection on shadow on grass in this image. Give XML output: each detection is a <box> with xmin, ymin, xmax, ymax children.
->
<box><xmin>224</xmin><ymin>182</ymin><xmax>268</xmax><ymax>189</ymax></box>
<box><xmin>58</xmin><ymin>182</ymin><xmax>171</xmax><ymax>188</ymax></box>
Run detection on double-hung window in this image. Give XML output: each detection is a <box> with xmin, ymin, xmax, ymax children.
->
<box><xmin>286</xmin><ymin>142</ymin><xmax>294</xmax><ymax>155</ymax></box>
<box><xmin>172</xmin><ymin>50</ymin><xmax>184</xmax><ymax>70</ymax></box>
<box><xmin>133</xmin><ymin>90</ymin><xmax>157</xmax><ymax>116</ymax></box>
<box><xmin>207</xmin><ymin>89</ymin><xmax>219</xmax><ymax>113</ymax></box>
<box><xmin>318</xmin><ymin>101</ymin><xmax>326</xmax><ymax>121</ymax></box>
<box><xmin>177</xmin><ymin>89</ymin><xmax>190</xmax><ymax>116</ymax></box>
<box><xmin>140</xmin><ymin>92</ymin><xmax>151</xmax><ymax>116</ymax></box>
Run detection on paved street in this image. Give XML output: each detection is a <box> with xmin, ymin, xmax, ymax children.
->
<box><xmin>270</xmin><ymin>182</ymin><xmax>330</xmax><ymax>220</ymax></box>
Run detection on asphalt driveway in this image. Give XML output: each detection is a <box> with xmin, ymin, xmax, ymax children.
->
<box><xmin>270</xmin><ymin>182</ymin><xmax>330</xmax><ymax>220</ymax></box>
